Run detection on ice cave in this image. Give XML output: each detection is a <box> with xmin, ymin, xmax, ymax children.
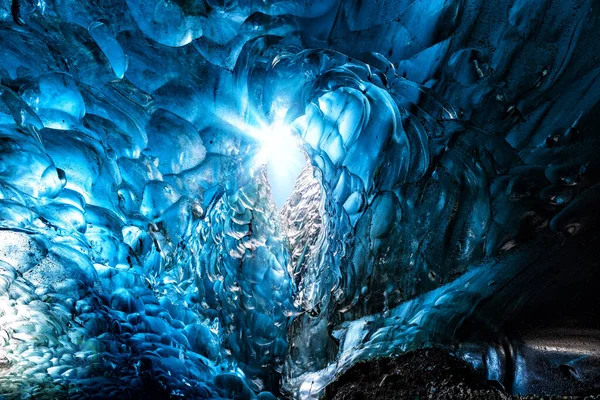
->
<box><xmin>0</xmin><ymin>0</ymin><xmax>599</xmax><ymax>398</ymax></box>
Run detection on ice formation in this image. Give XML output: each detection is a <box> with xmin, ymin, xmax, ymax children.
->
<box><xmin>0</xmin><ymin>0</ymin><xmax>599</xmax><ymax>398</ymax></box>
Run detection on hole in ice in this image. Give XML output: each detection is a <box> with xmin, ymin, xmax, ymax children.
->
<box><xmin>258</xmin><ymin>120</ymin><xmax>307</xmax><ymax>208</ymax></box>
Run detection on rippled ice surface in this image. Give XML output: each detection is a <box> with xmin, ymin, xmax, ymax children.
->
<box><xmin>0</xmin><ymin>0</ymin><xmax>599</xmax><ymax>398</ymax></box>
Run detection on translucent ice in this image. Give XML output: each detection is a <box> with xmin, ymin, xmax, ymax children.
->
<box><xmin>0</xmin><ymin>0</ymin><xmax>599</xmax><ymax>398</ymax></box>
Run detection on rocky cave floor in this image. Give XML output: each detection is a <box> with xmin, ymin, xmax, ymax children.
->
<box><xmin>324</xmin><ymin>349</ymin><xmax>600</xmax><ymax>400</ymax></box>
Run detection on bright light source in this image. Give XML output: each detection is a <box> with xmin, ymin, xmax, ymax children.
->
<box><xmin>258</xmin><ymin>121</ymin><xmax>302</xmax><ymax>171</ymax></box>
<box><xmin>259</xmin><ymin>120</ymin><xmax>306</xmax><ymax>208</ymax></box>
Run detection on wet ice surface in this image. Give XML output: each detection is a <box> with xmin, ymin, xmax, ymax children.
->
<box><xmin>0</xmin><ymin>0</ymin><xmax>600</xmax><ymax>398</ymax></box>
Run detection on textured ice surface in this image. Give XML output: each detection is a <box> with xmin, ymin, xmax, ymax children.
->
<box><xmin>0</xmin><ymin>0</ymin><xmax>600</xmax><ymax>398</ymax></box>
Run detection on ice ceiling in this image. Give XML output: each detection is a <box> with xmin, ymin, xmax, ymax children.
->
<box><xmin>1</xmin><ymin>0</ymin><xmax>600</xmax><ymax>398</ymax></box>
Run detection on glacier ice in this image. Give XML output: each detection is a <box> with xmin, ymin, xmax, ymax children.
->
<box><xmin>0</xmin><ymin>0</ymin><xmax>600</xmax><ymax>398</ymax></box>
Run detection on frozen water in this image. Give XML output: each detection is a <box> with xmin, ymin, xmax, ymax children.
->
<box><xmin>0</xmin><ymin>0</ymin><xmax>600</xmax><ymax>398</ymax></box>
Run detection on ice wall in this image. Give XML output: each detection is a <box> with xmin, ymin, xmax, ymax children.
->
<box><xmin>1</xmin><ymin>0</ymin><xmax>600</xmax><ymax>398</ymax></box>
<box><xmin>0</xmin><ymin>0</ymin><xmax>299</xmax><ymax>396</ymax></box>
